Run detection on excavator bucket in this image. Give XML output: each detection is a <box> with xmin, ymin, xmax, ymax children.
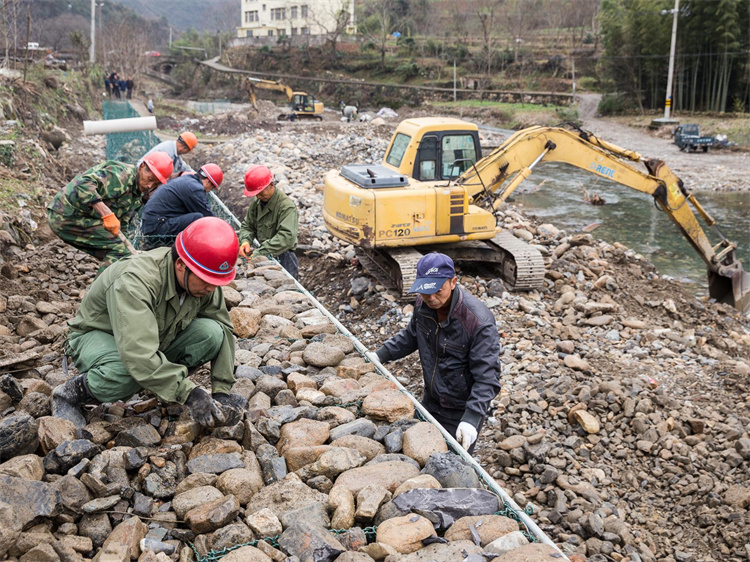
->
<box><xmin>708</xmin><ymin>267</ymin><xmax>750</xmax><ymax>314</ymax></box>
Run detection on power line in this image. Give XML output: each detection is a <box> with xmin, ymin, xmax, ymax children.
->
<box><xmin>598</xmin><ymin>50</ymin><xmax>750</xmax><ymax>60</ymax></box>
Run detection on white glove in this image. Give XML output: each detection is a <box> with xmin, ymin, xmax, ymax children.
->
<box><xmin>366</xmin><ymin>351</ymin><xmax>380</xmax><ymax>364</ymax></box>
<box><xmin>456</xmin><ymin>422</ymin><xmax>478</xmax><ymax>450</ymax></box>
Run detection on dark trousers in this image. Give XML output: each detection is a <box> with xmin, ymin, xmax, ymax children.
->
<box><xmin>126</xmin><ymin>89</ymin><xmax>133</xmax><ymax>99</ymax></box>
<box><xmin>141</xmin><ymin>213</ymin><xmax>204</xmax><ymax>249</ymax></box>
<box><xmin>425</xmin><ymin>405</ymin><xmax>484</xmax><ymax>455</ymax></box>
<box><xmin>277</xmin><ymin>250</ymin><xmax>299</xmax><ymax>279</ymax></box>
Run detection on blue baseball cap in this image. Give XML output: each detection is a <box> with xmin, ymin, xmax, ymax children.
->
<box><xmin>409</xmin><ymin>253</ymin><xmax>456</xmax><ymax>294</ymax></box>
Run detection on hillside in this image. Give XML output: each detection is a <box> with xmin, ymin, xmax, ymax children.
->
<box><xmin>109</xmin><ymin>0</ymin><xmax>237</xmax><ymax>32</ymax></box>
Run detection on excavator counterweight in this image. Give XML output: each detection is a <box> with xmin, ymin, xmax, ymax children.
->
<box><xmin>322</xmin><ymin>118</ymin><xmax>749</xmax><ymax>313</ymax></box>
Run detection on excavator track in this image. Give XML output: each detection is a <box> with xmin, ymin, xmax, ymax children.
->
<box><xmin>356</xmin><ymin>232</ymin><xmax>545</xmax><ymax>300</ymax></box>
<box><xmin>356</xmin><ymin>247</ymin><xmax>422</xmax><ymax>299</ymax></box>
<box><xmin>486</xmin><ymin>231</ymin><xmax>546</xmax><ymax>290</ymax></box>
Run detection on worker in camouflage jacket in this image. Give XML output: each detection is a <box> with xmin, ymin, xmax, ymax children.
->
<box><xmin>46</xmin><ymin>152</ymin><xmax>172</xmax><ymax>269</ymax></box>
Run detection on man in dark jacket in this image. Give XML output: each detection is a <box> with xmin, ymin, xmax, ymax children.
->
<box><xmin>373</xmin><ymin>252</ymin><xmax>501</xmax><ymax>453</ymax></box>
<box><xmin>140</xmin><ymin>163</ymin><xmax>223</xmax><ymax>248</ymax></box>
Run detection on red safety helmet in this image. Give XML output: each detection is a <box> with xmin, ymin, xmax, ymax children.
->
<box><xmin>243</xmin><ymin>164</ymin><xmax>273</xmax><ymax>197</ymax></box>
<box><xmin>200</xmin><ymin>163</ymin><xmax>223</xmax><ymax>189</ymax></box>
<box><xmin>142</xmin><ymin>151</ymin><xmax>173</xmax><ymax>184</ymax></box>
<box><xmin>175</xmin><ymin>217</ymin><xmax>238</xmax><ymax>286</ymax></box>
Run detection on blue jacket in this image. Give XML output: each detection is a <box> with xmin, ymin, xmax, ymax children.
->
<box><xmin>376</xmin><ymin>286</ymin><xmax>502</xmax><ymax>429</ymax></box>
<box><xmin>140</xmin><ymin>174</ymin><xmax>213</xmax><ymax>236</ymax></box>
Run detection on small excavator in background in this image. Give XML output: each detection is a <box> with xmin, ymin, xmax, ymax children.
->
<box><xmin>322</xmin><ymin>117</ymin><xmax>750</xmax><ymax>313</ymax></box>
<box><xmin>246</xmin><ymin>76</ymin><xmax>324</xmax><ymax>121</ymax></box>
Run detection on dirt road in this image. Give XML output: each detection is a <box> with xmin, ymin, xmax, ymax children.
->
<box><xmin>577</xmin><ymin>93</ymin><xmax>750</xmax><ymax>191</ymax></box>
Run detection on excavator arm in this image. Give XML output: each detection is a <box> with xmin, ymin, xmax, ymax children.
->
<box><xmin>246</xmin><ymin>77</ymin><xmax>294</xmax><ymax>110</ymax></box>
<box><xmin>455</xmin><ymin>125</ymin><xmax>750</xmax><ymax>312</ymax></box>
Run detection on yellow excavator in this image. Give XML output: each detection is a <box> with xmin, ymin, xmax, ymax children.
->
<box><xmin>322</xmin><ymin>117</ymin><xmax>750</xmax><ymax>313</ymax></box>
<box><xmin>246</xmin><ymin>76</ymin><xmax>324</xmax><ymax>121</ymax></box>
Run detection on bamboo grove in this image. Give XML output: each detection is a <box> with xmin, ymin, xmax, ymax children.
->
<box><xmin>600</xmin><ymin>0</ymin><xmax>750</xmax><ymax>113</ymax></box>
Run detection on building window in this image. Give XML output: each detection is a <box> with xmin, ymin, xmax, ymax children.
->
<box><xmin>301</xmin><ymin>5</ymin><xmax>308</xmax><ymax>18</ymax></box>
<box><xmin>271</xmin><ymin>7</ymin><xmax>287</xmax><ymax>20</ymax></box>
<box><xmin>291</xmin><ymin>6</ymin><xmax>298</xmax><ymax>19</ymax></box>
<box><xmin>245</xmin><ymin>10</ymin><xmax>259</xmax><ymax>22</ymax></box>
<box><xmin>245</xmin><ymin>11</ymin><xmax>249</xmax><ymax>22</ymax></box>
<box><xmin>301</xmin><ymin>27</ymin><xmax>309</xmax><ymax>35</ymax></box>
<box><xmin>268</xmin><ymin>29</ymin><xmax>274</xmax><ymax>36</ymax></box>
<box><xmin>248</xmin><ymin>30</ymin><xmax>253</xmax><ymax>37</ymax></box>
<box><xmin>292</xmin><ymin>27</ymin><xmax>298</xmax><ymax>35</ymax></box>
<box><xmin>280</xmin><ymin>29</ymin><xmax>287</xmax><ymax>36</ymax></box>
<box><xmin>262</xmin><ymin>4</ymin><xmax>266</xmax><ymax>10</ymax></box>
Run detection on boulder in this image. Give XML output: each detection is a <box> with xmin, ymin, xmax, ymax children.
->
<box><xmin>333</xmin><ymin>460</ymin><xmax>421</xmax><ymax>495</ymax></box>
<box><xmin>490</xmin><ymin>542</ymin><xmax>563</xmax><ymax>561</ymax></box>
<box><xmin>220</xmin><ymin>545</ymin><xmax>273</xmax><ymax>562</ymax></box>
<box><xmin>97</xmin><ymin>516</ymin><xmax>147</xmax><ymax>561</ymax></box>
<box><xmin>230</xmin><ymin>307</ymin><xmax>262</xmax><ymax>338</ymax></box>
<box><xmin>216</xmin><ymin>468</ymin><xmax>264</xmax><ymax>505</ymax></box>
<box><xmin>185</xmin><ymin>495</ymin><xmax>240</xmax><ymax>534</ymax></box>
<box><xmin>37</xmin><ymin>416</ymin><xmax>76</xmax><ymax>454</ymax></box>
<box><xmin>444</xmin><ymin>515</ymin><xmax>519</xmax><ymax>546</ymax></box>
<box><xmin>402</xmin><ymin>422</ymin><xmax>448</xmax><ymax>467</ymax></box>
<box><xmin>361</xmin><ymin>389</ymin><xmax>414</xmax><ymax>422</ymax></box>
<box><xmin>0</xmin><ymin>454</ymin><xmax>44</xmax><ymax>480</ymax></box>
<box><xmin>302</xmin><ymin>342</ymin><xmax>345</xmax><ymax>368</ymax></box>
<box><xmin>375</xmin><ymin>514</ymin><xmax>435</xmax><ymax>554</ymax></box>
<box><xmin>277</xmin><ymin>522</ymin><xmax>345</xmax><ymax>562</ymax></box>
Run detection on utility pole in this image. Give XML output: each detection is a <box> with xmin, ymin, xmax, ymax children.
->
<box><xmin>664</xmin><ymin>0</ymin><xmax>679</xmax><ymax>119</ymax></box>
<box><xmin>169</xmin><ymin>27</ymin><xmax>173</xmax><ymax>48</ymax></box>
<box><xmin>571</xmin><ymin>55</ymin><xmax>576</xmax><ymax>100</ymax></box>
<box><xmin>98</xmin><ymin>2</ymin><xmax>104</xmax><ymax>62</ymax></box>
<box><xmin>453</xmin><ymin>59</ymin><xmax>456</xmax><ymax>102</ymax></box>
<box><xmin>89</xmin><ymin>0</ymin><xmax>95</xmax><ymax>63</ymax></box>
<box><xmin>22</xmin><ymin>9</ymin><xmax>30</xmax><ymax>83</ymax></box>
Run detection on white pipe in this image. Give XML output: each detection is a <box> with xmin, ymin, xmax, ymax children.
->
<box><xmin>83</xmin><ymin>116</ymin><xmax>157</xmax><ymax>136</ymax></box>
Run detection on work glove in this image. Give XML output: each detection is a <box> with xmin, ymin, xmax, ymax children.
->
<box><xmin>456</xmin><ymin>421</ymin><xmax>478</xmax><ymax>450</ymax></box>
<box><xmin>185</xmin><ymin>387</ymin><xmax>226</xmax><ymax>428</ymax></box>
<box><xmin>102</xmin><ymin>213</ymin><xmax>120</xmax><ymax>236</ymax></box>
<box><xmin>212</xmin><ymin>392</ymin><xmax>248</xmax><ymax>427</ymax></box>
<box><xmin>239</xmin><ymin>241</ymin><xmax>252</xmax><ymax>258</ymax></box>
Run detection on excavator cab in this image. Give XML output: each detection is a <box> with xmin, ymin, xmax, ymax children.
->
<box><xmin>409</xmin><ymin>130</ymin><xmax>481</xmax><ymax>181</ymax></box>
<box><xmin>291</xmin><ymin>93</ymin><xmax>314</xmax><ymax>113</ymax></box>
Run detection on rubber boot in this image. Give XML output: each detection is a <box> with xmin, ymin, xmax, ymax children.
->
<box><xmin>51</xmin><ymin>374</ymin><xmax>94</xmax><ymax>429</ymax></box>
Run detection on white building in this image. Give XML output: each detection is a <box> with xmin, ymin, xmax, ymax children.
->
<box><xmin>236</xmin><ymin>0</ymin><xmax>355</xmax><ymax>40</ymax></box>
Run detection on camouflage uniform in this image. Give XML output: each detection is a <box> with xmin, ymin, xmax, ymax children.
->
<box><xmin>47</xmin><ymin>160</ymin><xmax>144</xmax><ymax>267</ymax></box>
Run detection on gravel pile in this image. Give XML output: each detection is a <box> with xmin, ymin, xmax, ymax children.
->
<box><xmin>0</xmin><ymin>246</ymin><xmax>561</xmax><ymax>562</ymax></box>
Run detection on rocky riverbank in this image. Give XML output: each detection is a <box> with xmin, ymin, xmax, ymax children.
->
<box><xmin>0</xmin><ymin>113</ymin><xmax>748</xmax><ymax>562</ymax></box>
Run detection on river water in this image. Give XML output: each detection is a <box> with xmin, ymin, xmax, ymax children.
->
<box><xmin>510</xmin><ymin>161</ymin><xmax>750</xmax><ymax>297</ymax></box>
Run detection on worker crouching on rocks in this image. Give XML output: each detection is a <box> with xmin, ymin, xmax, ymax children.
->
<box><xmin>52</xmin><ymin>217</ymin><xmax>247</xmax><ymax>429</ymax></box>
<box><xmin>46</xmin><ymin>151</ymin><xmax>173</xmax><ymax>271</ymax></box>
<box><xmin>139</xmin><ymin>163</ymin><xmax>223</xmax><ymax>248</ymax></box>
<box><xmin>370</xmin><ymin>253</ymin><xmax>502</xmax><ymax>454</ymax></box>
<box><xmin>238</xmin><ymin>164</ymin><xmax>299</xmax><ymax>279</ymax></box>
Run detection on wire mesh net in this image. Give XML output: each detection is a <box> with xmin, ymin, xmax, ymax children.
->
<box><xmin>102</xmin><ymin>100</ymin><xmax>161</xmax><ymax>164</ymax></box>
<box><xmin>123</xmin><ymin>192</ymin><xmax>241</xmax><ymax>251</ymax></box>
